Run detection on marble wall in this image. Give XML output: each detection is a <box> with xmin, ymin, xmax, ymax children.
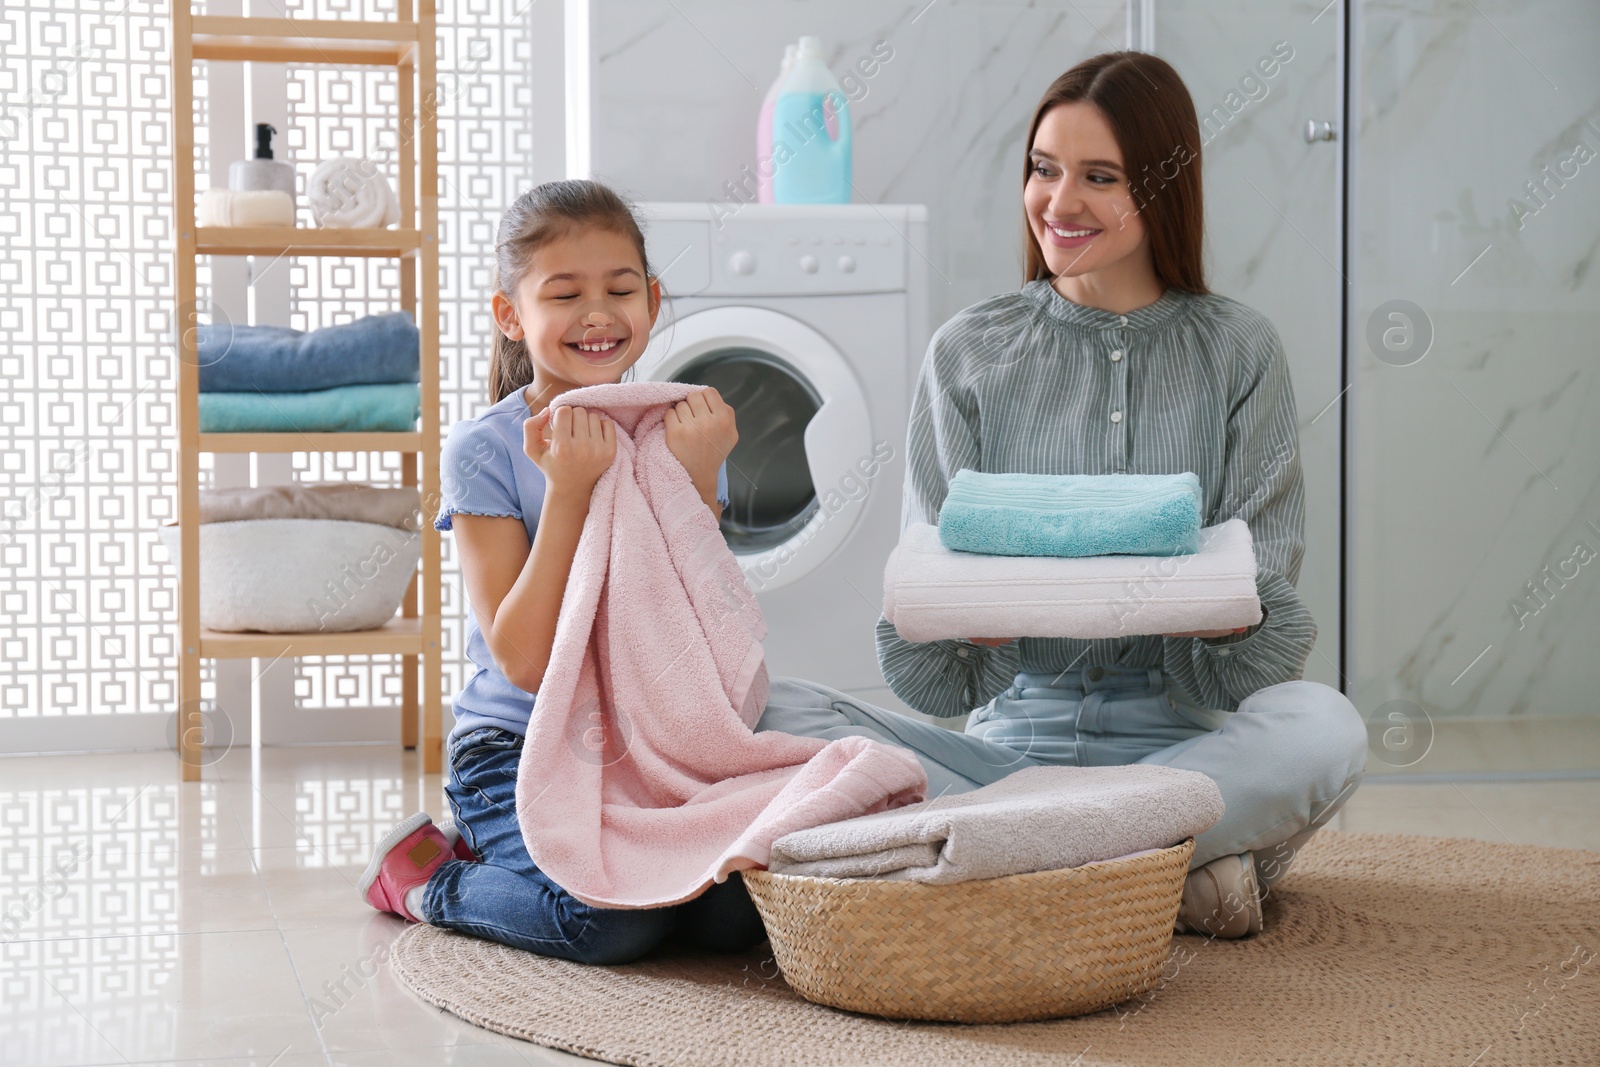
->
<box><xmin>1347</xmin><ymin>0</ymin><xmax>1600</xmax><ymax>723</ymax></box>
<box><xmin>587</xmin><ymin>0</ymin><xmax>1128</xmax><ymax>328</ymax></box>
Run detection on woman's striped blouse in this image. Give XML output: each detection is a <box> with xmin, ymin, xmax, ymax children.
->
<box><xmin>874</xmin><ymin>278</ymin><xmax>1316</xmax><ymax>717</ymax></box>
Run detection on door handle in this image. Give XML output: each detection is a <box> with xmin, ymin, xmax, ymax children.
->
<box><xmin>1304</xmin><ymin>119</ymin><xmax>1337</xmax><ymax>143</ymax></box>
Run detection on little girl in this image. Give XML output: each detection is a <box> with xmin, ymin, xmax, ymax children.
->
<box><xmin>357</xmin><ymin>179</ymin><xmax>768</xmax><ymax>963</ymax></box>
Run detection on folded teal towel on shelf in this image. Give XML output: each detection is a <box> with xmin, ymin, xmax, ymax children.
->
<box><xmin>198</xmin><ymin>382</ymin><xmax>421</xmax><ymax>433</ymax></box>
<box><xmin>937</xmin><ymin>470</ymin><xmax>1203</xmax><ymax>557</ymax></box>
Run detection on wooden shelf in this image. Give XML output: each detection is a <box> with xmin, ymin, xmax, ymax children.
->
<box><xmin>171</xmin><ymin>0</ymin><xmax>443</xmax><ymax>778</ymax></box>
<box><xmin>200</xmin><ymin>431</ymin><xmax>423</xmax><ymax>454</ymax></box>
<box><xmin>200</xmin><ymin>616</ymin><xmax>424</xmax><ymax>659</ymax></box>
<box><xmin>193</xmin><ymin>227</ymin><xmax>424</xmax><ymax>258</ymax></box>
<box><xmin>190</xmin><ymin>17</ymin><xmax>420</xmax><ymax>66</ymax></box>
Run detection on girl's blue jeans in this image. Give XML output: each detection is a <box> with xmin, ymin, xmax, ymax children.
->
<box><xmin>418</xmin><ymin>726</ymin><xmax>767</xmax><ymax>965</ymax></box>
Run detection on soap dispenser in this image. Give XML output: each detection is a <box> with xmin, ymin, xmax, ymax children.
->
<box><xmin>229</xmin><ymin>123</ymin><xmax>296</xmax><ymax>198</ymax></box>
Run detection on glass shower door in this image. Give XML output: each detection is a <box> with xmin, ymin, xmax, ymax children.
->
<box><xmin>1145</xmin><ymin>1</ymin><xmax>1346</xmax><ymax>691</ymax></box>
<box><xmin>1346</xmin><ymin>1</ymin><xmax>1600</xmax><ymax>741</ymax></box>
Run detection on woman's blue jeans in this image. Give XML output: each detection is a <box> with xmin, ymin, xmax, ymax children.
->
<box><xmin>418</xmin><ymin>726</ymin><xmax>767</xmax><ymax>965</ymax></box>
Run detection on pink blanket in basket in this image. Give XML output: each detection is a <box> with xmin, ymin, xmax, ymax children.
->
<box><xmin>514</xmin><ymin>382</ymin><xmax>929</xmax><ymax>909</ymax></box>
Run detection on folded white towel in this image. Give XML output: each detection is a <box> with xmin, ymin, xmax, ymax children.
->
<box><xmin>883</xmin><ymin>518</ymin><xmax>1262</xmax><ymax>642</ymax></box>
<box><xmin>766</xmin><ymin>764</ymin><xmax>1224</xmax><ymax>884</ymax></box>
<box><xmin>307</xmin><ymin>157</ymin><xmax>399</xmax><ymax>229</ymax></box>
<box><xmin>196</xmin><ymin>189</ymin><xmax>295</xmax><ymax>227</ymax></box>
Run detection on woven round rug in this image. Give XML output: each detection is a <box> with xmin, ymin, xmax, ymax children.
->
<box><xmin>390</xmin><ymin>831</ymin><xmax>1600</xmax><ymax>1066</ymax></box>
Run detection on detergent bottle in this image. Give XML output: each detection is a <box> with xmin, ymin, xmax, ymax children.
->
<box><xmin>771</xmin><ymin>36</ymin><xmax>852</xmax><ymax>204</ymax></box>
<box><xmin>757</xmin><ymin>43</ymin><xmax>797</xmax><ymax>204</ymax></box>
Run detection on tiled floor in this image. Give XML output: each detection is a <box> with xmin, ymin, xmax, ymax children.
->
<box><xmin>1</xmin><ymin>744</ymin><xmax>1595</xmax><ymax>1067</ymax></box>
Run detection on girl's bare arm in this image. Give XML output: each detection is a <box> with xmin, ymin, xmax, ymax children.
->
<box><xmin>452</xmin><ymin>483</ymin><xmax>590</xmax><ymax>694</ymax></box>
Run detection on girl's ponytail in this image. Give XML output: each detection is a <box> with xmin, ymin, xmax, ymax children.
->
<box><xmin>486</xmin><ymin>179</ymin><xmax>654</xmax><ymax>404</ymax></box>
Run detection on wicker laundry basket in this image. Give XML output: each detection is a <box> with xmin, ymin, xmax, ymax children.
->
<box><xmin>741</xmin><ymin>837</ymin><xmax>1194</xmax><ymax>1024</ymax></box>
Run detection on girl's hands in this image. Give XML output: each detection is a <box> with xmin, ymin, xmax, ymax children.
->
<box><xmin>664</xmin><ymin>386</ymin><xmax>738</xmax><ymax>507</ymax></box>
<box><xmin>524</xmin><ymin>404</ymin><xmax>616</xmax><ymax>498</ymax></box>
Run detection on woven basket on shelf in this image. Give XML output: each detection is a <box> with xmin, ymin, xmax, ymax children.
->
<box><xmin>741</xmin><ymin>837</ymin><xmax>1194</xmax><ymax>1024</ymax></box>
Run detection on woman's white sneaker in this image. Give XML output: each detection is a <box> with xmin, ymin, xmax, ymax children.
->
<box><xmin>1174</xmin><ymin>850</ymin><xmax>1262</xmax><ymax>938</ymax></box>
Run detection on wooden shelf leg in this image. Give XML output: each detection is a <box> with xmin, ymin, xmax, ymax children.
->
<box><xmin>423</xmin><ymin>636</ymin><xmax>442</xmax><ymax>775</ymax></box>
<box><xmin>179</xmin><ymin>657</ymin><xmax>203</xmax><ymax>782</ymax></box>
<box><xmin>401</xmin><ymin>450</ymin><xmax>420</xmax><ymax>751</ymax></box>
<box><xmin>402</xmin><ymin>652</ymin><xmax>419</xmax><ymax>750</ymax></box>
<box><xmin>419</xmin><ymin>0</ymin><xmax>443</xmax><ymax>780</ymax></box>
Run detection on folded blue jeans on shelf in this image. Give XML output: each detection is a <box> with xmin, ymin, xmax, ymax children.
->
<box><xmin>196</xmin><ymin>311</ymin><xmax>420</xmax><ymax>393</ymax></box>
<box><xmin>937</xmin><ymin>470</ymin><xmax>1203</xmax><ymax>557</ymax></box>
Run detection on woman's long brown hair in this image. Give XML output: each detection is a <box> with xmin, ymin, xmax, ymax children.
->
<box><xmin>1022</xmin><ymin>51</ymin><xmax>1209</xmax><ymax>295</ymax></box>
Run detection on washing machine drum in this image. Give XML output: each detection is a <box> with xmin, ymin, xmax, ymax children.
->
<box><xmin>641</xmin><ymin>306</ymin><xmax>875</xmax><ymax>592</ymax></box>
<box><xmin>673</xmin><ymin>349</ymin><xmax>820</xmax><ymax>553</ymax></box>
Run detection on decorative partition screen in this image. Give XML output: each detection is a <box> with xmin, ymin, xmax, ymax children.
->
<box><xmin>0</xmin><ymin>0</ymin><xmax>531</xmax><ymax>750</ymax></box>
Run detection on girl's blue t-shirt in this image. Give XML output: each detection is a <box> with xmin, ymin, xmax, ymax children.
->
<box><xmin>434</xmin><ymin>386</ymin><xmax>729</xmax><ymax>743</ymax></box>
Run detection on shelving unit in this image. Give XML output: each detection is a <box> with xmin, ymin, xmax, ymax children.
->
<box><xmin>168</xmin><ymin>2</ymin><xmax>443</xmax><ymax>780</ymax></box>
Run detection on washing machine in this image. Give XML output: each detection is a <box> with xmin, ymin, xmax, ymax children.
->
<box><xmin>636</xmin><ymin>203</ymin><xmax>929</xmax><ymax>707</ymax></box>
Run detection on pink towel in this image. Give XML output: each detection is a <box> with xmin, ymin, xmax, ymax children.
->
<box><xmin>514</xmin><ymin>382</ymin><xmax>929</xmax><ymax>909</ymax></box>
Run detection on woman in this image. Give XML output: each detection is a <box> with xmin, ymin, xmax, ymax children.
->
<box><xmin>762</xmin><ymin>50</ymin><xmax>1368</xmax><ymax>939</ymax></box>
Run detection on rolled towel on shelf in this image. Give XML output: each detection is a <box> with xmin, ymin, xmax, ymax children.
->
<box><xmin>307</xmin><ymin>157</ymin><xmax>400</xmax><ymax>229</ymax></box>
<box><xmin>196</xmin><ymin>188</ymin><xmax>295</xmax><ymax>228</ymax></box>
<box><xmin>767</xmin><ymin>763</ymin><xmax>1224</xmax><ymax>884</ymax></box>
<box><xmin>938</xmin><ymin>470</ymin><xmax>1203</xmax><ymax>558</ymax></box>
<box><xmin>884</xmin><ymin>518</ymin><xmax>1262</xmax><ymax>642</ymax></box>
<box><xmin>196</xmin><ymin>312</ymin><xmax>420</xmax><ymax>393</ymax></box>
<box><xmin>198</xmin><ymin>381</ymin><xmax>420</xmax><ymax>433</ymax></box>
<box><xmin>199</xmin><ymin>485</ymin><xmax>423</xmax><ymax>532</ymax></box>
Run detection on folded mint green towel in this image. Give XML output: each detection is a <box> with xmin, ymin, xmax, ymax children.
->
<box><xmin>938</xmin><ymin>470</ymin><xmax>1203</xmax><ymax>557</ymax></box>
<box><xmin>198</xmin><ymin>382</ymin><xmax>420</xmax><ymax>433</ymax></box>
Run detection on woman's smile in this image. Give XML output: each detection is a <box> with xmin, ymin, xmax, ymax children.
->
<box><xmin>1044</xmin><ymin>220</ymin><xmax>1102</xmax><ymax>247</ymax></box>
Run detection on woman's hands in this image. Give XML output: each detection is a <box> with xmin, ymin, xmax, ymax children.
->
<box><xmin>524</xmin><ymin>404</ymin><xmax>616</xmax><ymax>500</ymax></box>
<box><xmin>665</xmin><ymin>386</ymin><xmax>738</xmax><ymax>509</ymax></box>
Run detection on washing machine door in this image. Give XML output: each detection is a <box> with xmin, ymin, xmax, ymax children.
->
<box><xmin>640</xmin><ymin>307</ymin><xmax>872</xmax><ymax>592</ymax></box>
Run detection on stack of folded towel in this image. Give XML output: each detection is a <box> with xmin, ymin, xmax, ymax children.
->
<box><xmin>195</xmin><ymin>312</ymin><xmax>421</xmax><ymax>433</ymax></box>
<box><xmin>766</xmin><ymin>763</ymin><xmax>1225</xmax><ymax>884</ymax></box>
<box><xmin>883</xmin><ymin>471</ymin><xmax>1262</xmax><ymax>641</ymax></box>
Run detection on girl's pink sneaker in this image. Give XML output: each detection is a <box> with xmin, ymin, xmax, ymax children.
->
<box><xmin>359</xmin><ymin>812</ymin><xmax>451</xmax><ymax>922</ymax></box>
